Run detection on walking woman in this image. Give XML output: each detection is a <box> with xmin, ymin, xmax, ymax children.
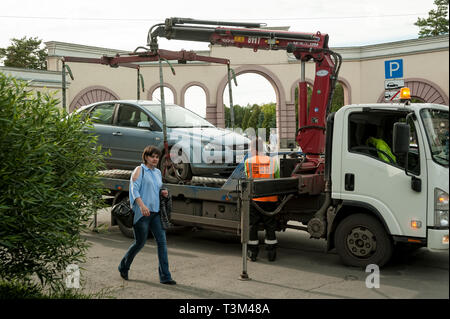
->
<box><xmin>118</xmin><ymin>146</ymin><xmax>176</xmax><ymax>285</ymax></box>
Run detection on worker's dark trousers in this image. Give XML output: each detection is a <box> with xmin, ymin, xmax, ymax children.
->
<box><xmin>248</xmin><ymin>201</ymin><xmax>278</xmax><ymax>248</ymax></box>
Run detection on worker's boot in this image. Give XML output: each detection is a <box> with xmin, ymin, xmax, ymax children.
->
<box><xmin>247</xmin><ymin>245</ymin><xmax>259</xmax><ymax>262</ymax></box>
<box><xmin>266</xmin><ymin>244</ymin><xmax>277</xmax><ymax>262</ymax></box>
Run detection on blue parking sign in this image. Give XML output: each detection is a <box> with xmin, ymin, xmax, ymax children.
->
<box><xmin>384</xmin><ymin>59</ymin><xmax>403</xmax><ymax>79</ymax></box>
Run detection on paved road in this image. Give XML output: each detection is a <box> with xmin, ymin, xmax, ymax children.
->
<box><xmin>79</xmin><ymin>209</ymin><xmax>449</xmax><ymax>299</ymax></box>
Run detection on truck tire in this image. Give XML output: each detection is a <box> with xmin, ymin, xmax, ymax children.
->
<box><xmin>117</xmin><ymin>218</ymin><xmax>134</xmax><ymax>239</ymax></box>
<box><xmin>334</xmin><ymin>213</ymin><xmax>393</xmax><ymax>268</ymax></box>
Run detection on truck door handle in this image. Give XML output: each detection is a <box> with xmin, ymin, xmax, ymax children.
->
<box><xmin>112</xmin><ymin>132</ymin><xmax>122</xmax><ymax>136</ymax></box>
<box><xmin>345</xmin><ymin>173</ymin><xmax>355</xmax><ymax>191</ymax></box>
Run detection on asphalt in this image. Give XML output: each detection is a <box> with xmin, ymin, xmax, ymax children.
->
<box><xmin>77</xmin><ymin>208</ymin><xmax>449</xmax><ymax>300</ymax></box>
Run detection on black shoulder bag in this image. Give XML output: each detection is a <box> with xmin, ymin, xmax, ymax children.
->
<box><xmin>111</xmin><ymin>167</ymin><xmax>144</xmax><ymax>228</ymax></box>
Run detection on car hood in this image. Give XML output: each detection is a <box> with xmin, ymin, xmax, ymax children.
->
<box><xmin>169</xmin><ymin>127</ymin><xmax>250</xmax><ymax>146</ymax></box>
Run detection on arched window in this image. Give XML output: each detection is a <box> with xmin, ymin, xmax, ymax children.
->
<box><xmin>184</xmin><ymin>85</ymin><xmax>207</xmax><ymax>117</ymax></box>
<box><xmin>69</xmin><ymin>86</ymin><xmax>119</xmax><ymax>113</ymax></box>
<box><xmin>151</xmin><ymin>86</ymin><xmax>175</xmax><ymax>104</ymax></box>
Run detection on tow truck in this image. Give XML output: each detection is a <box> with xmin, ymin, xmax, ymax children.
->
<box><xmin>95</xmin><ymin>18</ymin><xmax>448</xmax><ymax>268</ymax></box>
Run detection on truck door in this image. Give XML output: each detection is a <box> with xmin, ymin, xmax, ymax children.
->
<box><xmin>340</xmin><ymin>109</ymin><xmax>427</xmax><ymax>239</ymax></box>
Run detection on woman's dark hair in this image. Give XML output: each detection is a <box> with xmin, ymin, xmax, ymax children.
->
<box><xmin>142</xmin><ymin>145</ymin><xmax>162</xmax><ymax>164</ymax></box>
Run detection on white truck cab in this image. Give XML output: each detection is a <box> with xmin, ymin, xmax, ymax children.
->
<box><xmin>331</xmin><ymin>100</ymin><xmax>448</xmax><ymax>266</ymax></box>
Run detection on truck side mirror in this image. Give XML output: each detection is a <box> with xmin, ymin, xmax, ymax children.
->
<box><xmin>393</xmin><ymin>122</ymin><xmax>421</xmax><ymax>192</ymax></box>
<box><xmin>393</xmin><ymin>122</ymin><xmax>410</xmax><ymax>155</ymax></box>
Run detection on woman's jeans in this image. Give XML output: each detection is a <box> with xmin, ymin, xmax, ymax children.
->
<box><xmin>119</xmin><ymin>213</ymin><xmax>173</xmax><ymax>282</ymax></box>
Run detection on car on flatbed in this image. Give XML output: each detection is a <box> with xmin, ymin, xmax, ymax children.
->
<box><xmin>75</xmin><ymin>100</ymin><xmax>250</xmax><ymax>182</ymax></box>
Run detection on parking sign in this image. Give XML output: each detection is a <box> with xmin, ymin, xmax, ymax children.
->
<box><xmin>384</xmin><ymin>59</ymin><xmax>403</xmax><ymax>79</ymax></box>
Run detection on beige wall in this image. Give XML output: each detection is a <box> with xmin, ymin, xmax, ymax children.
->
<box><xmin>0</xmin><ymin>66</ymin><xmax>64</xmax><ymax>103</ymax></box>
<box><xmin>8</xmin><ymin>35</ymin><xmax>449</xmax><ymax>147</ymax></box>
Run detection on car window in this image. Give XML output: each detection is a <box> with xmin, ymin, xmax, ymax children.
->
<box><xmin>138</xmin><ymin>112</ymin><xmax>161</xmax><ymax>131</ymax></box>
<box><xmin>117</xmin><ymin>104</ymin><xmax>155</xmax><ymax>129</ymax></box>
<box><xmin>89</xmin><ymin>103</ymin><xmax>115</xmax><ymax>124</ymax></box>
<box><xmin>77</xmin><ymin>108</ymin><xmax>91</xmax><ymax>121</ymax></box>
<box><xmin>142</xmin><ymin>104</ymin><xmax>214</xmax><ymax>128</ymax></box>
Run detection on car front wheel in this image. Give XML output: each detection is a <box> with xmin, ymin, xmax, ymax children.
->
<box><xmin>159</xmin><ymin>149</ymin><xmax>192</xmax><ymax>183</ymax></box>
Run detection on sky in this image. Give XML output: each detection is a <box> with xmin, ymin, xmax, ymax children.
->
<box><xmin>0</xmin><ymin>0</ymin><xmax>440</xmax><ymax>115</ymax></box>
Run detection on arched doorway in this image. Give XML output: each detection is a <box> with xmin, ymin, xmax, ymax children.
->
<box><xmin>290</xmin><ymin>77</ymin><xmax>352</xmax><ymax>130</ymax></box>
<box><xmin>69</xmin><ymin>86</ymin><xmax>119</xmax><ymax>112</ymax></box>
<box><xmin>147</xmin><ymin>83</ymin><xmax>177</xmax><ymax>104</ymax></box>
<box><xmin>217</xmin><ymin>65</ymin><xmax>289</xmax><ymax>147</ymax></box>
<box><xmin>181</xmin><ymin>82</ymin><xmax>210</xmax><ymax>118</ymax></box>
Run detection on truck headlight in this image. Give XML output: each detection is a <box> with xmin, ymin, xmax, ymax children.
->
<box><xmin>435</xmin><ymin>188</ymin><xmax>449</xmax><ymax>227</ymax></box>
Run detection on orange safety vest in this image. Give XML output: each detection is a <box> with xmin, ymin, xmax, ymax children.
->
<box><xmin>245</xmin><ymin>155</ymin><xmax>278</xmax><ymax>202</ymax></box>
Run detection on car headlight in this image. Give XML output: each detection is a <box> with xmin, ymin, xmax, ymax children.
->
<box><xmin>435</xmin><ymin>188</ymin><xmax>449</xmax><ymax>227</ymax></box>
<box><xmin>203</xmin><ymin>142</ymin><xmax>225</xmax><ymax>152</ymax></box>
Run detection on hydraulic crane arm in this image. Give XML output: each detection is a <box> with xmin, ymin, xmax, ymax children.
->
<box><xmin>149</xmin><ymin>17</ymin><xmax>327</xmax><ymax>56</ymax></box>
<box><xmin>149</xmin><ymin>18</ymin><xmax>342</xmax><ymax>156</ymax></box>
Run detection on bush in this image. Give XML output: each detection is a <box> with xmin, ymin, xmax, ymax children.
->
<box><xmin>0</xmin><ymin>279</ymin><xmax>111</xmax><ymax>299</ymax></box>
<box><xmin>0</xmin><ymin>73</ymin><xmax>107</xmax><ymax>292</ymax></box>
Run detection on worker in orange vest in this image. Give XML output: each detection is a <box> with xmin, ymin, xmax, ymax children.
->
<box><xmin>244</xmin><ymin>137</ymin><xmax>280</xmax><ymax>262</ymax></box>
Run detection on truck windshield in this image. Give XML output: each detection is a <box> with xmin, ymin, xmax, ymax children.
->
<box><xmin>420</xmin><ymin>109</ymin><xmax>449</xmax><ymax>167</ymax></box>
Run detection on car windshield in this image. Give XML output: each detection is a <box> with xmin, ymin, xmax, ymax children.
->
<box><xmin>420</xmin><ymin>108</ymin><xmax>449</xmax><ymax>167</ymax></box>
<box><xmin>142</xmin><ymin>104</ymin><xmax>214</xmax><ymax>128</ymax></box>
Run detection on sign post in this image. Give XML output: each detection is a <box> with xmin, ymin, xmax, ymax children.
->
<box><xmin>384</xmin><ymin>59</ymin><xmax>404</xmax><ymax>101</ymax></box>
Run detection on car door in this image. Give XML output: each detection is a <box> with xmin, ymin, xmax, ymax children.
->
<box><xmin>108</xmin><ymin>103</ymin><xmax>163</xmax><ymax>169</ymax></box>
<box><xmin>87</xmin><ymin>102</ymin><xmax>117</xmax><ymax>159</ymax></box>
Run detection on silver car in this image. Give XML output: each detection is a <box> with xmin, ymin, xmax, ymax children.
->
<box><xmin>75</xmin><ymin>100</ymin><xmax>250</xmax><ymax>182</ymax></box>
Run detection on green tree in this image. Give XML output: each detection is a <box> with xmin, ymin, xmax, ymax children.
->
<box><xmin>247</xmin><ymin>104</ymin><xmax>261</xmax><ymax>131</ymax></box>
<box><xmin>330</xmin><ymin>83</ymin><xmax>345</xmax><ymax>113</ymax></box>
<box><xmin>415</xmin><ymin>0</ymin><xmax>449</xmax><ymax>37</ymax></box>
<box><xmin>224</xmin><ymin>105</ymin><xmax>231</xmax><ymax>127</ymax></box>
<box><xmin>261</xmin><ymin>103</ymin><xmax>276</xmax><ymax>138</ymax></box>
<box><xmin>241</xmin><ymin>106</ymin><xmax>252</xmax><ymax>130</ymax></box>
<box><xmin>225</xmin><ymin>104</ymin><xmax>247</xmax><ymax>128</ymax></box>
<box><xmin>0</xmin><ymin>73</ymin><xmax>106</xmax><ymax>292</ymax></box>
<box><xmin>294</xmin><ymin>83</ymin><xmax>344</xmax><ymax>129</ymax></box>
<box><xmin>257</xmin><ymin>109</ymin><xmax>265</xmax><ymax>127</ymax></box>
<box><xmin>295</xmin><ymin>85</ymin><xmax>313</xmax><ymax>130</ymax></box>
<box><xmin>0</xmin><ymin>37</ymin><xmax>48</xmax><ymax>70</ymax></box>
<box><xmin>233</xmin><ymin>105</ymin><xmax>245</xmax><ymax>128</ymax></box>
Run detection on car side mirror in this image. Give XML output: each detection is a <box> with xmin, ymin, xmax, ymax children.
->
<box><xmin>393</xmin><ymin>122</ymin><xmax>410</xmax><ymax>155</ymax></box>
<box><xmin>137</xmin><ymin>121</ymin><xmax>151</xmax><ymax>129</ymax></box>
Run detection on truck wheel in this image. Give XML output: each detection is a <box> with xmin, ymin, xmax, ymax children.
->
<box><xmin>334</xmin><ymin>213</ymin><xmax>393</xmax><ymax>268</ymax></box>
<box><xmin>117</xmin><ymin>218</ymin><xmax>134</xmax><ymax>239</ymax></box>
<box><xmin>116</xmin><ymin>217</ymin><xmax>155</xmax><ymax>239</ymax></box>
